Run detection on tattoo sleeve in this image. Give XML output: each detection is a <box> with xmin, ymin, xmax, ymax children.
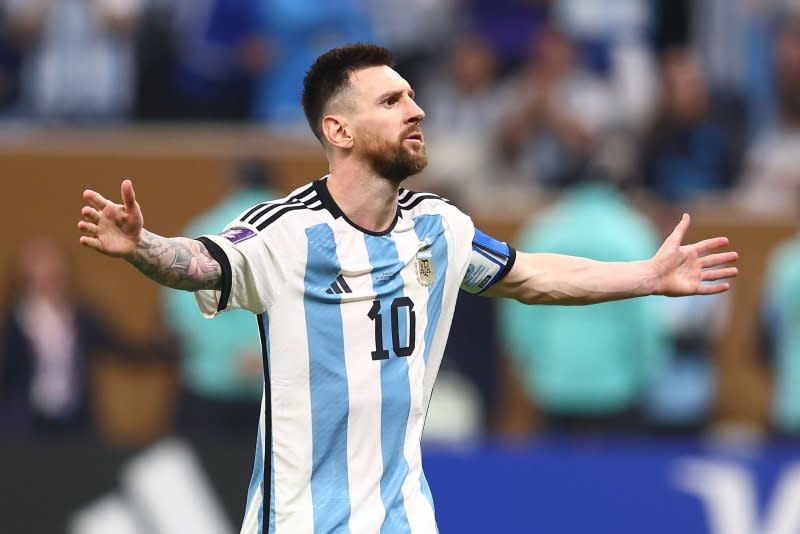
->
<box><xmin>128</xmin><ymin>230</ymin><xmax>222</xmax><ymax>291</ymax></box>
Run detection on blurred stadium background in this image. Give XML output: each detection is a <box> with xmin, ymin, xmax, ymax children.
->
<box><xmin>2</xmin><ymin>0</ymin><xmax>800</xmax><ymax>532</ymax></box>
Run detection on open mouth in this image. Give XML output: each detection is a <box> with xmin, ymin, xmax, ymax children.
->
<box><xmin>404</xmin><ymin>132</ymin><xmax>424</xmax><ymax>143</ymax></box>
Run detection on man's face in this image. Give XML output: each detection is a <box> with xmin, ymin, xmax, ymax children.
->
<box><xmin>345</xmin><ymin>65</ymin><xmax>427</xmax><ymax>183</ymax></box>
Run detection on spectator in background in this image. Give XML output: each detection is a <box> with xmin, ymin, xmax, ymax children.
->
<box><xmin>641</xmin><ymin>290</ymin><xmax>730</xmax><ymax>433</ymax></box>
<box><xmin>555</xmin><ymin>0</ymin><xmax>653</xmax><ymax>74</ymax></box>
<box><xmin>499</xmin><ymin>146</ymin><xmax>669</xmax><ymax>434</ymax></box>
<box><xmin>0</xmin><ymin>11</ymin><xmax>22</xmax><ymax>115</ymax></box>
<box><xmin>466</xmin><ymin>0</ymin><xmax>551</xmax><ymax>73</ymax></box>
<box><xmin>760</xmin><ymin>225</ymin><xmax>800</xmax><ymax>436</ymax></box>
<box><xmin>0</xmin><ymin>237</ymin><xmax>120</xmax><ymax>435</ymax></box>
<box><xmin>639</xmin><ymin>48</ymin><xmax>746</xmax><ymax>204</ymax></box>
<box><xmin>497</xmin><ymin>26</ymin><xmax>615</xmax><ymax>191</ymax></box>
<box><xmin>132</xmin><ymin>0</ymin><xmax>175</xmax><ymax>120</ymax></box>
<box><xmin>739</xmin><ymin>19</ymin><xmax>800</xmax><ymax>213</ymax></box>
<box><xmin>362</xmin><ymin>0</ymin><xmax>463</xmax><ymax>89</ymax></box>
<box><xmin>162</xmin><ymin>159</ymin><xmax>276</xmax><ymax>436</ymax></box>
<box><xmin>736</xmin><ymin>0</ymin><xmax>800</xmax><ymax>137</ymax></box>
<box><xmin>252</xmin><ymin>0</ymin><xmax>373</xmax><ymax>127</ymax></box>
<box><xmin>168</xmin><ymin>0</ymin><xmax>271</xmax><ymax>121</ymax></box>
<box><xmin>4</xmin><ymin>0</ymin><xmax>142</xmax><ymax>122</ymax></box>
<box><xmin>652</xmin><ymin>0</ymin><xmax>692</xmax><ymax>52</ymax></box>
<box><xmin>419</xmin><ymin>36</ymin><xmax>507</xmax><ymax>206</ymax></box>
<box><xmin>555</xmin><ymin>0</ymin><xmax>659</xmax><ymax>131</ymax></box>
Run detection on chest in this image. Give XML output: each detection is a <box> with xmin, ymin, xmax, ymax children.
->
<box><xmin>294</xmin><ymin>217</ymin><xmax>449</xmax><ymax>303</ymax></box>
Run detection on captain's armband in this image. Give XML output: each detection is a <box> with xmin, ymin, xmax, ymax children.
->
<box><xmin>460</xmin><ymin>229</ymin><xmax>516</xmax><ymax>294</ymax></box>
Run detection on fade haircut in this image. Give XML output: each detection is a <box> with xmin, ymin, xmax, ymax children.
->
<box><xmin>302</xmin><ymin>43</ymin><xmax>395</xmax><ymax>144</ymax></box>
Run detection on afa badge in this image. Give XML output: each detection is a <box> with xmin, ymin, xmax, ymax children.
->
<box><xmin>416</xmin><ymin>249</ymin><xmax>434</xmax><ymax>287</ymax></box>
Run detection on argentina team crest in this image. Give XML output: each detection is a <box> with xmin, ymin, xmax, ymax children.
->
<box><xmin>416</xmin><ymin>248</ymin><xmax>434</xmax><ymax>287</ymax></box>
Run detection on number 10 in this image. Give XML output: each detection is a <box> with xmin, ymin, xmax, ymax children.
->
<box><xmin>367</xmin><ymin>297</ymin><xmax>416</xmax><ymax>360</ymax></box>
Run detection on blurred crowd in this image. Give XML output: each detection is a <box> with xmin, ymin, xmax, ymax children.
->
<box><xmin>2</xmin><ymin>0</ymin><xmax>800</xmax><ymax>445</ymax></box>
<box><xmin>2</xmin><ymin>0</ymin><xmax>800</xmax><ymax>208</ymax></box>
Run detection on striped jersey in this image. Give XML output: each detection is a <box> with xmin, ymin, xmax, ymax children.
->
<box><xmin>194</xmin><ymin>177</ymin><xmax>515</xmax><ymax>534</ymax></box>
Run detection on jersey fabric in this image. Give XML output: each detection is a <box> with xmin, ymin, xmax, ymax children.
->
<box><xmin>194</xmin><ymin>177</ymin><xmax>515</xmax><ymax>534</ymax></box>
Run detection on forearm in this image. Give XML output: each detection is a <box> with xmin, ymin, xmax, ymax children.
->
<box><xmin>126</xmin><ymin>230</ymin><xmax>222</xmax><ymax>291</ymax></box>
<box><xmin>501</xmin><ymin>252</ymin><xmax>657</xmax><ymax>305</ymax></box>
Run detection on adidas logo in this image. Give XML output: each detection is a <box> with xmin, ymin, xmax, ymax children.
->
<box><xmin>325</xmin><ymin>274</ymin><xmax>353</xmax><ymax>294</ymax></box>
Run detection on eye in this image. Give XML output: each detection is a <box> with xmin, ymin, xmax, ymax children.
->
<box><xmin>383</xmin><ymin>96</ymin><xmax>398</xmax><ymax>106</ymax></box>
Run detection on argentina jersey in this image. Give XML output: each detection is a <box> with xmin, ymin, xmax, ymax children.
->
<box><xmin>194</xmin><ymin>177</ymin><xmax>515</xmax><ymax>534</ymax></box>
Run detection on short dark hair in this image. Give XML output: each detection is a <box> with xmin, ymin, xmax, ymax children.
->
<box><xmin>302</xmin><ymin>43</ymin><xmax>395</xmax><ymax>144</ymax></box>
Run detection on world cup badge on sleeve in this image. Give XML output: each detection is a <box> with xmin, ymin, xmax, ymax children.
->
<box><xmin>416</xmin><ymin>249</ymin><xmax>434</xmax><ymax>287</ymax></box>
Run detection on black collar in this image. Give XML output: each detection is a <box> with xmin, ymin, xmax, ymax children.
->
<box><xmin>314</xmin><ymin>177</ymin><xmax>401</xmax><ymax>237</ymax></box>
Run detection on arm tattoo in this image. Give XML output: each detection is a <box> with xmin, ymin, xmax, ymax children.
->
<box><xmin>128</xmin><ymin>230</ymin><xmax>222</xmax><ymax>291</ymax></box>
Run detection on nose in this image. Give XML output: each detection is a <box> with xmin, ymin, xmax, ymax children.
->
<box><xmin>408</xmin><ymin>99</ymin><xmax>425</xmax><ymax>124</ymax></box>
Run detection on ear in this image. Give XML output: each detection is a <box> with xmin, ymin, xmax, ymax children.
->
<box><xmin>322</xmin><ymin>115</ymin><xmax>353</xmax><ymax>150</ymax></box>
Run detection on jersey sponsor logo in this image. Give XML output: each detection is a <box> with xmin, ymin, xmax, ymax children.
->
<box><xmin>416</xmin><ymin>249</ymin><xmax>434</xmax><ymax>287</ymax></box>
<box><xmin>218</xmin><ymin>226</ymin><xmax>256</xmax><ymax>244</ymax></box>
<box><xmin>325</xmin><ymin>274</ymin><xmax>353</xmax><ymax>295</ymax></box>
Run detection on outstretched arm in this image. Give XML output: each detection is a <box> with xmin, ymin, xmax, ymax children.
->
<box><xmin>78</xmin><ymin>180</ymin><xmax>222</xmax><ymax>291</ymax></box>
<box><xmin>484</xmin><ymin>214</ymin><xmax>738</xmax><ymax>305</ymax></box>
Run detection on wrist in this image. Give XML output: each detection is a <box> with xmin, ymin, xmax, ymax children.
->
<box><xmin>123</xmin><ymin>229</ymin><xmax>148</xmax><ymax>263</ymax></box>
<box><xmin>642</xmin><ymin>259</ymin><xmax>662</xmax><ymax>296</ymax></box>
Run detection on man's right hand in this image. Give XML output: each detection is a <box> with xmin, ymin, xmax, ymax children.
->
<box><xmin>78</xmin><ymin>179</ymin><xmax>143</xmax><ymax>259</ymax></box>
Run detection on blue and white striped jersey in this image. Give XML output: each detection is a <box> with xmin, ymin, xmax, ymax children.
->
<box><xmin>194</xmin><ymin>177</ymin><xmax>515</xmax><ymax>534</ymax></box>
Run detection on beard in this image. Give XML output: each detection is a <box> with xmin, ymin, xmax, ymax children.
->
<box><xmin>361</xmin><ymin>130</ymin><xmax>428</xmax><ymax>184</ymax></box>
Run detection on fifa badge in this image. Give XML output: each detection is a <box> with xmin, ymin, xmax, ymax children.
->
<box><xmin>416</xmin><ymin>248</ymin><xmax>434</xmax><ymax>287</ymax></box>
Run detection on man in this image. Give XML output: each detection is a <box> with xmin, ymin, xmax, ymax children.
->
<box><xmin>77</xmin><ymin>44</ymin><xmax>738</xmax><ymax>534</ymax></box>
<box><xmin>6</xmin><ymin>0</ymin><xmax>142</xmax><ymax>121</ymax></box>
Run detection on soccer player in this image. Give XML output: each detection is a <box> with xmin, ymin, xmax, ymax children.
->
<box><xmin>77</xmin><ymin>44</ymin><xmax>738</xmax><ymax>534</ymax></box>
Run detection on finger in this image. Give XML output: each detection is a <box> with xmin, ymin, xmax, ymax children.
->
<box><xmin>79</xmin><ymin>236</ymin><xmax>102</xmax><ymax>251</ymax></box>
<box><xmin>83</xmin><ymin>189</ymin><xmax>111</xmax><ymax>210</ymax></box>
<box><xmin>121</xmin><ymin>179</ymin><xmax>136</xmax><ymax>210</ymax></box>
<box><xmin>697</xmin><ymin>282</ymin><xmax>731</xmax><ymax>295</ymax></box>
<box><xmin>81</xmin><ymin>206</ymin><xmax>100</xmax><ymax>223</ymax></box>
<box><xmin>667</xmin><ymin>213</ymin><xmax>691</xmax><ymax>244</ymax></box>
<box><xmin>700</xmin><ymin>251</ymin><xmax>738</xmax><ymax>268</ymax></box>
<box><xmin>77</xmin><ymin>220</ymin><xmax>99</xmax><ymax>236</ymax></box>
<box><xmin>702</xmin><ymin>267</ymin><xmax>738</xmax><ymax>281</ymax></box>
<box><xmin>693</xmin><ymin>237</ymin><xmax>730</xmax><ymax>254</ymax></box>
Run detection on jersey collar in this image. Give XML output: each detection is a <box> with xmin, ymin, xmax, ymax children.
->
<box><xmin>314</xmin><ymin>177</ymin><xmax>404</xmax><ymax>237</ymax></box>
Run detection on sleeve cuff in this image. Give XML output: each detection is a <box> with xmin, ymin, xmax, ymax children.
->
<box><xmin>196</xmin><ymin>237</ymin><xmax>232</xmax><ymax>312</ymax></box>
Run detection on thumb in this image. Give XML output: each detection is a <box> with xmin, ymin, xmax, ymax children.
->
<box><xmin>121</xmin><ymin>179</ymin><xmax>137</xmax><ymax>210</ymax></box>
<box><xmin>667</xmin><ymin>213</ymin><xmax>691</xmax><ymax>245</ymax></box>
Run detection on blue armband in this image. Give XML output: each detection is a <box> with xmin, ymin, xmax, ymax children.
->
<box><xmin>460</xmin><ymin>229</ymin><xmax>516</xmax><ymax>294</ymax></box>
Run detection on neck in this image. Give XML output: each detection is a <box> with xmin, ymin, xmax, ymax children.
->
<box><xmin>327</xmin><ymin>160</ymin><xmax>401</xmax><ymax>233</ymax></box>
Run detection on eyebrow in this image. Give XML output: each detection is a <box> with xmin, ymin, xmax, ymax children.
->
<box><xmin>377</xmin><ymin>87</ymin><xmax>416</xmax><ymax>102</ymax></box>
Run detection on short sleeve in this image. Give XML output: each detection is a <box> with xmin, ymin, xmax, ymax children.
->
<box><xmin>194</xmin><ymin>221</ymin><xmax>281</xmax><ymax>317</ymax></box>
<box><xmin>460</xmin><ymin>228</ymin><xmax>517</xmax><ymax>294</ymax></box>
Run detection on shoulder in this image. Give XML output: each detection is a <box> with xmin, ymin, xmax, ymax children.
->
<box><xmin>232</xmin><ymin>181</ymin><xmax>327</xmax><ymax>234</ymax></box>
<box><xmin>398</xmin><ymin>188</ymin><xmax>475</xmax><ymax>248</ymax></box>
<box><xmin>186</xmin><ymin>190</ymin><xmax>277</xmax><ymax>236</ymax></box>
<box><xmin>398</xmin><ymin>188</ymin><xmax>466</xmax><ymax>218</ymax></box>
